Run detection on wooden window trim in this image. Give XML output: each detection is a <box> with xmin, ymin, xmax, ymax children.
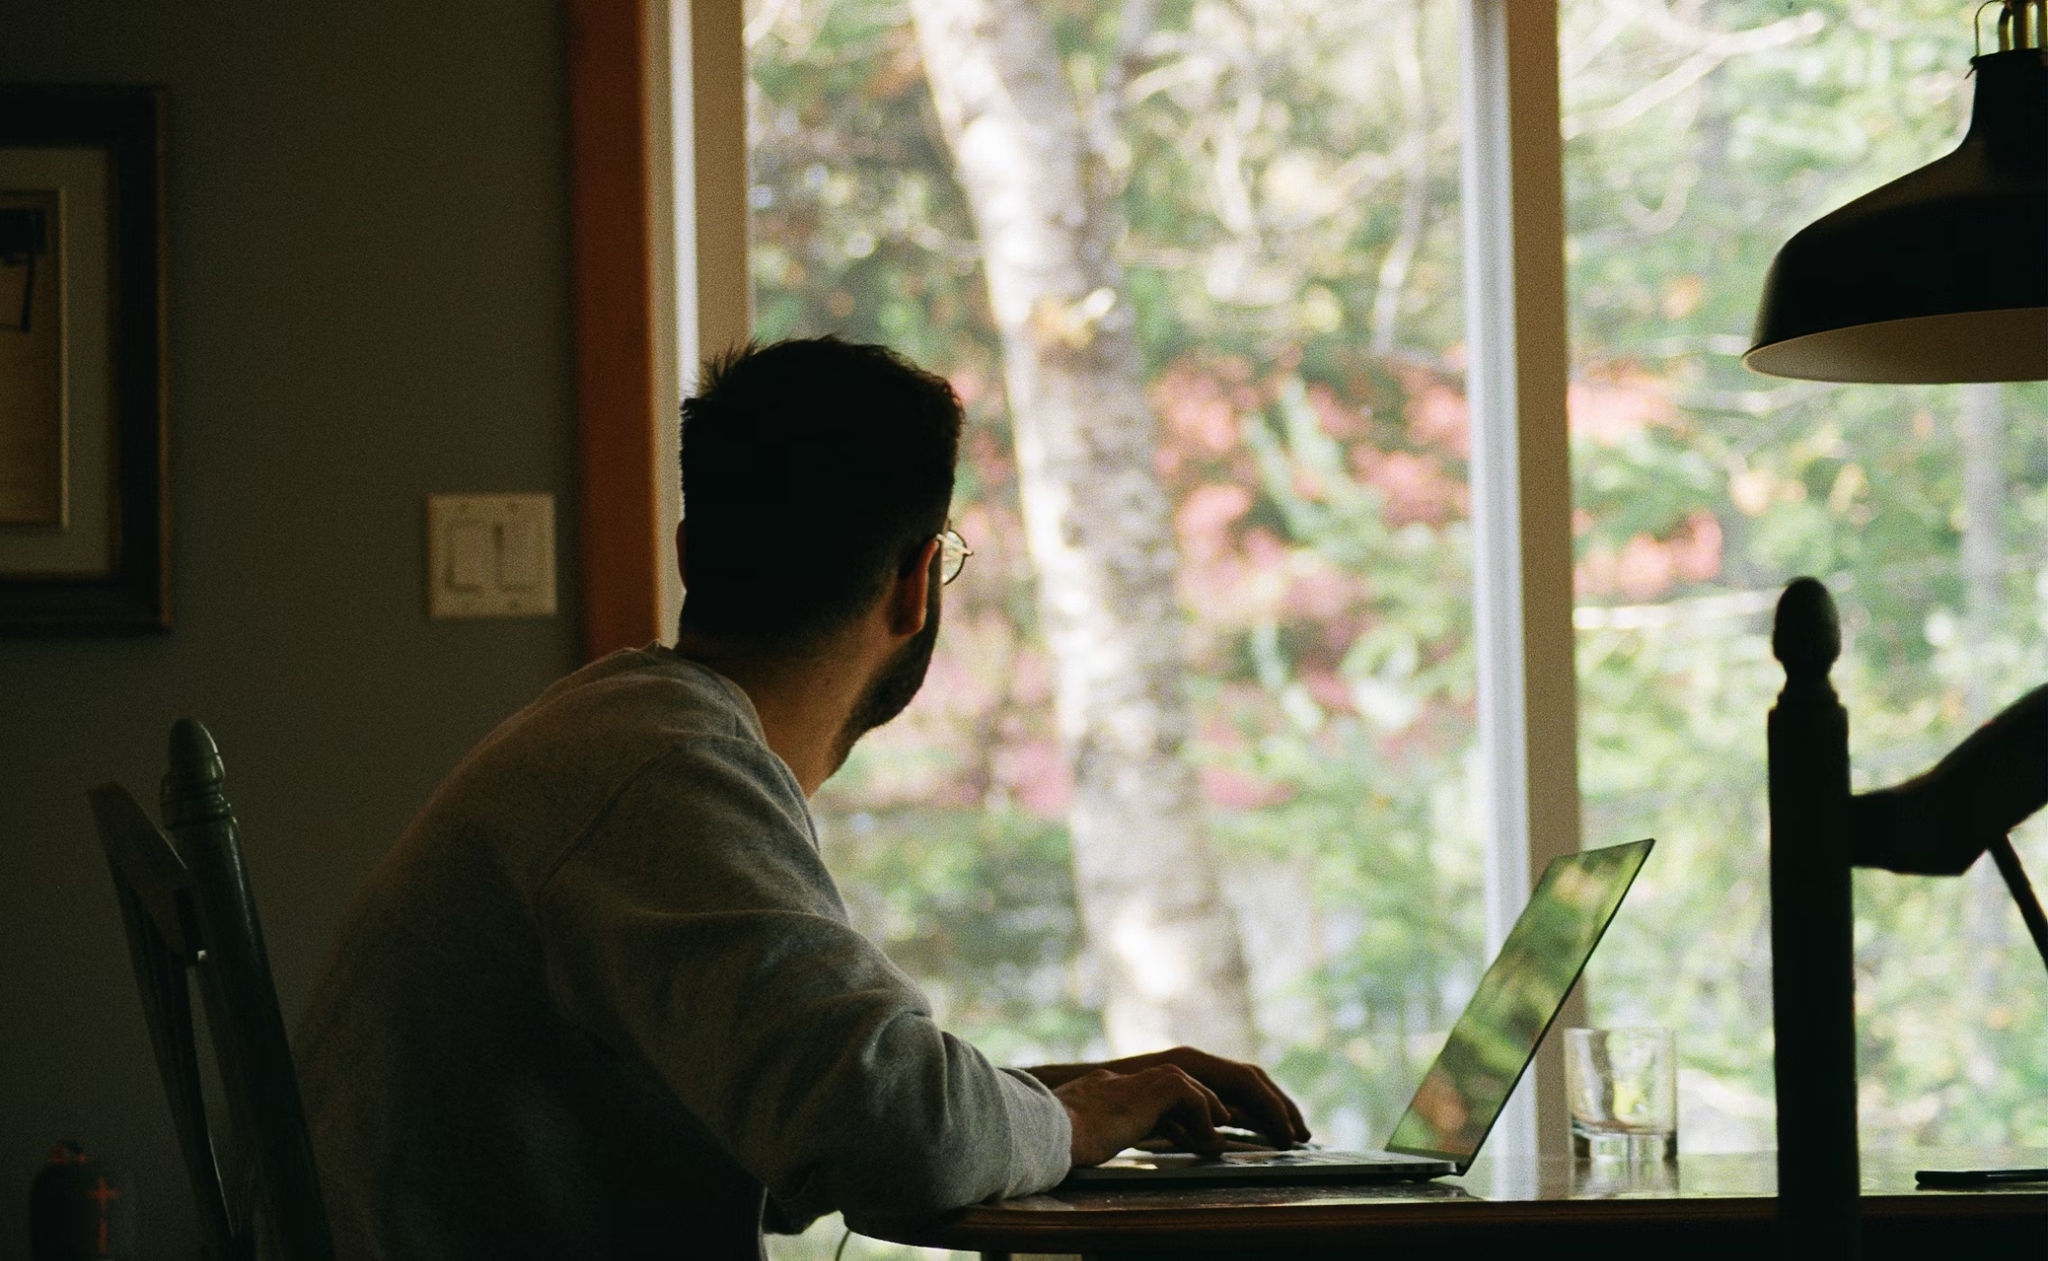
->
<box><xmin>568</xmin><ymin>0</ymin><xmax>663</xmax><ymax>658</ymax></box>
<box><xmin>569</xmin><ymin>0</ymin><xmax>748</xmax><ymax>659</ymax></box>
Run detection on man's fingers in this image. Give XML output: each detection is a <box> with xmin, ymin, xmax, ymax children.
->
<box><xmin>1144</xmin><ymin>1066</ymin><xmax>1227</xmax><ymax>1152</ymax></box>
<box><xmin>1056</xmin><ymin>1053</ymin><xmax>1311</xmax><ymax>1166</ymax></box>
<box><xmin>1214</xmin><ymin>1065</ymin><xmax>1299</xmax><ymax>1143</ymax></box>
<box><xmin>1133</xmin><ymin>1064</ymin><xmax>1223</xmax><ymax>1119</ymax></box>
<box><xmin>1167</xmin><ymin>1065</ymin><xmax>1230</xmax><ymax>1127</ymax></box>
<box><xmin>1194</xmin><ymin>1064</ymin><xmax>1306</xmax><ymax>1144</ymax></box>
<box><xmin>1230</xmin><ymin>1065</ymin><xmax>1307</xmax><ymax>1143</ymax></box>
<box><xmin>1154</xmin><ymin>1115</ymin><xmax>1223</xmax><ymax>1157</ymax></box>
<box><xmin>1251</xmin><ymin>1065</ymin><xmax>1311</xmax><ymax>1141</ymax></box>
<box><xmin>1153</xmin><ymin>1048</ymin><xmax>1312</xmax><ymax>1144</ymax></box>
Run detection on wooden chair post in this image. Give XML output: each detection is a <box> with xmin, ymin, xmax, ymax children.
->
<box><xmin>1768</xmin><ymin>578</ymin><xmax>1860</xmax><ymax>1256</ymax></box>
<box><xmin>160</xmin><ymin>719</ymin><xmax>334</xmax><ymax>1261</ymax></box>
<box><xmin>87</xmin><ymin>783</ymin><xmax>238</xmax><ymax>1255</ymax></box>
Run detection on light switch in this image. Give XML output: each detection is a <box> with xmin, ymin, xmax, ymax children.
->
<box><xmin>427</xmin><ymin>493</ymin><xmax>557</xmax><ymax>618</ymax></box>
<box><xmin>448</xmin><ymin>521</ymin><xmax>493</xmax><ymax>590</ymax></box>
<box><xmin>496</xmin><ymin>518</ymin><xmax>544</xmax><ymax>589</ymax></box>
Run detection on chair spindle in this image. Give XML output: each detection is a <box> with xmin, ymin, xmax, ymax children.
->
<box><xmin>1768</xmin><ymin>578</ymin><xmax>1860</xmax><ymax>1257</ymax></box>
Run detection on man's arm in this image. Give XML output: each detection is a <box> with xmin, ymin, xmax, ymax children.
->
<box><xmin>1851</xmin><ymin>684</ymin><xmax>2047</xmax><ymax>875</ymax></box>
<box><xmin>536</xmin><ymin>738</ymin><xmax>1070</xmax><ymax>1228</ymax></box>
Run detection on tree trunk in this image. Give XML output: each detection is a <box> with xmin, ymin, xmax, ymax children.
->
<box><xmin>907</xmin><ymin>0</ymin><xmax>1256</xmax><ymax>1058</ymax></box>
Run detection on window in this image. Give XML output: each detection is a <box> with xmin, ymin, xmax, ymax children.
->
<box><xmin>746</xmin><ymin>0</ymin><xmax>1485</xmax><ymax>1253</ymax></box>
<box><xmin>653</xmin><ymin>3</ymin><xmax>2048</xmax><ymax>1257</ymax></box>
<box><xmin>1563</xmin><ymin>0</ymin><xmax>2048</xmax><ymax>1150</ymax></box>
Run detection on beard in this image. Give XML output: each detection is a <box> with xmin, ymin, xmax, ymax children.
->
<box><xmin>831</xmin><ymin>577</ymin><xmax>942</xmax><ymax>771</ymax></box>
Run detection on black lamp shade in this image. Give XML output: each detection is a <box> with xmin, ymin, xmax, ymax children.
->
<box><xmin>1746</xmin><ymin>49</ymin><xmax>2047</xmax><ymax>384</ymax></box>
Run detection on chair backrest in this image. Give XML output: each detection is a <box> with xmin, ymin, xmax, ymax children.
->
<box><xmin>89</xmin><ymin>718</ymin><xmax>333</xmax><ymax>1261</ymax></box>
<box><xmin>1767</xmin><ymin>578</ymin><xmax>2048</xmax><ymax>1259</ymax></box>
<box><xmin>1765</xmin><ymin>579</ymin><xmax>1860</xmax><ymax>1255</ymax></box>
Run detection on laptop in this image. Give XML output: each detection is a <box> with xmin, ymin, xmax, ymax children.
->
<box><xmin>1063</xmin><ymin>837</ymin><xmax>1655</xmax><ymax>1186</ymax></box>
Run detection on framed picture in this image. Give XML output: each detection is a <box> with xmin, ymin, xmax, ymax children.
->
<box><xmin>0</xmin><ymin>85</ymin><xmax>167</xmax><ymax>632</ymax></box>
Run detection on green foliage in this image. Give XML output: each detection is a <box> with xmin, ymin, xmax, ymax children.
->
<box><xmin>1560</xmin><ymin>0</ymin><xmax>2048</xmax><ymax>1149</ymax></box>
<box><xmin>818</xmin><ymin>805</ymin><xmax>1101</xmax><ymax>1065</ymax></box>
<box><xmin>750</xmin><ymin>0</ymin><xmax>1484</xmax><ymax>1167</ymax></box>
<box><xmin>746</xmin><ymin>14</ymin><xmax>2048</xmax><ymax>1246</ymax></box>
<box><xmin>1210</xmin><ymin>376</ymin><xmax>1480</xmax><ymax>1138</ymax></box>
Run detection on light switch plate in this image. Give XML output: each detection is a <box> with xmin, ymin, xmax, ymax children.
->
<box><xmin>427</xmin><ymin>493</ymin><xmax>558</xmax><ymax>618</ymax></box>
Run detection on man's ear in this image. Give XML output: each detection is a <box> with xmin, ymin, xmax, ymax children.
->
<box><xmin>888</xmin><ymin>537</ymin><xmax>941</xmax><ymax>637</ymax></box>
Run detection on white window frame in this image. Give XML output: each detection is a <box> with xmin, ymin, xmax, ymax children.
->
<box><xmin>1459</xmin><ymin>0</ymin><xmax>1581</xmax><ymax>1177</ymax></box>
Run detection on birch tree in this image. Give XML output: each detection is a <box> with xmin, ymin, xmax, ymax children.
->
<box><xmin>904</xmin><ymin>0</ymin><xmax>1256</xmax><ymax>1057</ymax></box>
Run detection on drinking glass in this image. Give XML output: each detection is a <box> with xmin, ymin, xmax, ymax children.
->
<box><xmin>1565</xmin><ymin>1026</ymin><xmax>1677</xmax><ymax>1162</ymax></box>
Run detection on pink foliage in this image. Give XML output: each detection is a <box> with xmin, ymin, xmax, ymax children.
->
<box><xmin>1198</xmin><ymin>712</ymin><xmax>1250</xmax><ymax>753</ymax></box>
<box><xmin>1152</xmin><ymin>364</ymin><xmax>1241</xmax><ymax>456</ymax></box>
<box><xmin>1407</xmin><ymin>382</ymin><xmax>1470</xmax><ymax>457</ymax></box>
<box><xmin>1349</xmin><ymin>447</ymin><xmax>1468</xmax><ymax>526</ymax></box>
<box><xmin>833</xmin><ymin>350</ymin><xmax>1484</xmax><ymax>822</ymax></box>
<box><xmin>998</xmin><ymin>739</ymin><xmax>1073</xmax><ymax>818</ymax></box>
<box><xmin>1673</xmin><ymin>511</ymin><xmax>1723</xmax><ymax>583</ymax></box>
<box><xmin>1201</xmin><ymin>766</ymin><xmax>1293</xmax><ymax>810</ymax></box>
<box><xmin>1301</xmin><ymin>669</ymin><xmax>1354</xmax><ymax>714</ymax></box>
<box><xmin>1177</xmin><ymin>552</ymin><xmax>1255</xmax><ymax>626</ymax></box>
<box><xmin>1307</xmin><ymin>383</ymin><xmax>1370</xmax><ymax>440</ymax></box>
<box><xmin>1007</xmin><ymin>644</ymin><xmax>1056</xmax><ymax>706</ymax></box>
<box><xmin>1576</xmin><ymin>510</ymin><xmax>1723</xmax><ymax>600</ymax></box>
<box><xmin>949</xmin><ymin>367</ymin><xmax>992</xmax><ymax>409</ymax></box>
<box><xmin>1280</xmin><ymin>565</ymin><xmax>1350</xmax><ymax>622</ymax></box>
<box><xmin>963</xmin><ymin>431</ymin><xmax>1013</xmax><ymax>494</ymax></box>
<box><xmin>1243</xmin><ymin>527</ymin><xmax>1288</xmax><ymax>570</ymax></box>
<box><xmin>913</xmin><ymin>652</ymin><xmax>976</xmax><ymax>716</ymax></box>
<box><xmin>1176</xmin><ymin>483</ymin><xmax>1254</xmax><ymax>564</ymax></box>
<box><xmin>1568</xmin><ymin>371</ymin><xmax>1675</xmax><ymax>446</ymax></box>
<box><xmin>1179</xmin><ymin>526</ymin><xmax>1291</xmax><ymax>626</ymax></box>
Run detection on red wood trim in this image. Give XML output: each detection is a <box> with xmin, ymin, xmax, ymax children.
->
<box><xmin>567</xmin><ymin>0</ymin><xmax>664</xmax><ymax>658</ymax></box>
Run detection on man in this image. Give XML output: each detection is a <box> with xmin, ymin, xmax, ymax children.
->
<box><xmin>296</xmin><ymin>337</ymin><xmax>1307</xmax><ymax>1260</ymax></box>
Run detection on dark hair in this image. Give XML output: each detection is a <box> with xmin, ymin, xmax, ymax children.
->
<box><xmin>678</xmin><ymin>337</ymin><xmax>962</xmax><ymax>653</ymax></box>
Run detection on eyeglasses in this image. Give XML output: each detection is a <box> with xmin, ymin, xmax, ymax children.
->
<box><xmin>939</xmin><ymin>525</ymin><xmax>973</xmax><ymax>585</ymax></box>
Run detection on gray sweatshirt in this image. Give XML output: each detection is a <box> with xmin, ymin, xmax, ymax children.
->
<box><xmin>295</xmin><ymin>647</ymin><xmax>1071</xmax><ymax>1260</ymax></box>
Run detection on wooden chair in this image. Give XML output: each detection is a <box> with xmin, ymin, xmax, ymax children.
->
<box><xmin>1767</xmin><ymin>578</ymin><xmax>2048</xmax><ymax>1257</ymax></box>
<box><xmin>88</xmin><ymin>718</ymin><xmax>333</xmax><ymax>1261</ymax></box>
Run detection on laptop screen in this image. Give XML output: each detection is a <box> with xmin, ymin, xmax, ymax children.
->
<box><xmin>1384</xmin><ymin>838</ymin><xmax>1653</xmax><ymax>1168</ymax></box>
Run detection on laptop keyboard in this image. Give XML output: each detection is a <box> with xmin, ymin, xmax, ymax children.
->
<box><xmin>1218</xmin><ymin>1149</ymin><xmax>1417</xmax><ymax>1166</ymax></box>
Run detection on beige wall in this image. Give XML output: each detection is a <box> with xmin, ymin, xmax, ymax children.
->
<box><xmin>0</xmin><ymin>5</ymin><xmax>580</xmax><ymax>1257</ymax></box>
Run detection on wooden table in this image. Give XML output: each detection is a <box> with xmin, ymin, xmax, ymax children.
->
<box><xmin>875</xmin><ymin>1149</ymin><xmax>2047</xmax><ymax>1259</ymax></box>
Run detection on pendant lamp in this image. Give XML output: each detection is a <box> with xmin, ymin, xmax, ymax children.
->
<box><xmin>1745</xmin><ymin>1</ymin><xmax>2047</xmax><ymax>384</ymax></box>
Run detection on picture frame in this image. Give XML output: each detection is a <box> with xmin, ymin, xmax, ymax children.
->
<box><xmin>0</xmin><ymin>85</ymin><xmax>168</xmax><ymax>632</ymax></box>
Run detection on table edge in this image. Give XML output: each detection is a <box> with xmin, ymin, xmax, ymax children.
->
<box><xmin>880</xmin><ymin>1189</ymin><xmax>2047</xmax><ymax>1252</ymax></box>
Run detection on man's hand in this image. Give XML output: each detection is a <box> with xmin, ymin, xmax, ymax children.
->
<box><xmin>1051</xmin><ymin>1065</ymin><xmax>1230</xmax><ymax>1167</ymax></box>
<box><xmin>1030</xmin><ymin>1047</ymin><xmax>1311</xmax><ymax>1166</ymax></box>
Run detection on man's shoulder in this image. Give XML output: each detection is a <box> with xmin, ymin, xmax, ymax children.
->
<box><xmin>514</xmin><ymin>645</ymin><xmax>764</xmax><ymax>749</ymax></box>
<box><xmin>396</xmin><ymin>647</ymin><xmax>805</xmax><ymax>892</ymax></box>
<box><xmin>504</xmin><ymin>654</ymin><xmax>839</xmax><ymax>919</ymax></box>
<box><xmin>469</xmin><ymin>644</ymin><xmax>799</xmax><ymax>822</ymax></box>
